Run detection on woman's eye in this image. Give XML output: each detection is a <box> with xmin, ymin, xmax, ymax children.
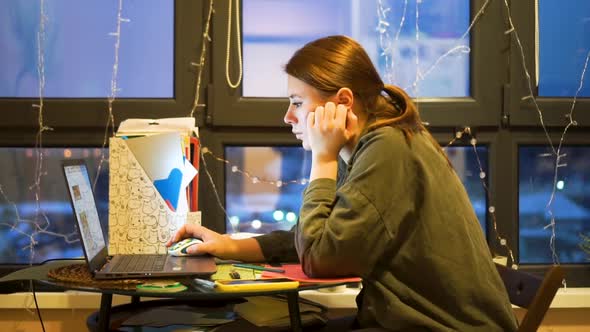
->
<box><xmin>292</xmin><ymin>102</ymin><xmax>302</xmax><ymax>108</ymax></box>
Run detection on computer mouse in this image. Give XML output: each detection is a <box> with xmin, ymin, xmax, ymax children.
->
<box><xmin>168</xmin><ymin>238</ymin><xmax>203</xmax><ymax>256</ymax></box>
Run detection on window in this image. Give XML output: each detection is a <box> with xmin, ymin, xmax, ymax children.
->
<box><xmin>509</xmin><ymin>0</ymin><xmax>590</xmax><ymax>126</ymax></box>
<box><xmin>210</xmin><ymin>0</ymin><xmax>503</xmax><ymax>127</ymax></box>
<box><xmin>224</xmin><ymin>145</ymin><xmax>488</xmax><ymax>234</ymax></box>
<box><xmin>538</xmin><ymin>1</ymin><xmax>590</xmax><ymax>97</ymax></box>
<box><xmin>225</xmin><ymin>146</ymin><xmax>310</xmax><ymax>233</ymax></box>
<box><xmin>519</xmin><ymin>145</ymin><xmax>590</xmax><ymax>264</ymax></box>
<box><xmin>243</xmin><ymin>0</ymin><xmax>469</xmax><ymax>98</ymax></box>
<box><xmin>0</xmin><ymin>0</ymin><xmax>173</xmax><ymax>98</ymax></box>
<box><xmin>0</xmin><ymin>0</ymin><xmax>201</xmax><ymax>279</ymax></box>
<box><xmin>1</xmin><ymin>0</ymin><xmax>589</xmax><ymax>286</ymax></box>
<box><xmin>0</xmin><ymin>147</ymin><xmax>108</xmax><ymax>264</ymax></box>
<box><xmin>0</xmin><ymin>0</ymin><xmax>202</xmax><ymax>130</ymax></box>
<box><xmin>505</xmin><ymin>1</ymin><xmax>590</xmax><ymax>284</ymax></box>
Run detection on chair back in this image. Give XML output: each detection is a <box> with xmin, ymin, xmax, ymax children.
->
<box><xmin>495</xmin><ymin>263</ymin><xmax>565</xmax><ymax>332</ymax></box>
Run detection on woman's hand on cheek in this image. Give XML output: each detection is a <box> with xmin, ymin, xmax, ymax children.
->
<box><xmin>307</xmin><ymin>102</ymin><xmax>349</xmax><ymax>161</ymax></box>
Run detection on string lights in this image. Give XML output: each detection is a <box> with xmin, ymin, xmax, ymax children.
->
<box><xmin>95</xmin><ymin>0</ymin><xmax>128</xmax><ymax>190</ymax></box>
<box><xmin>201</xmin><ymin>147</ymin><xmax>309</xmax><ymax>188</ymax></box>
<box><xmin>29</xmin><ymin>0</ymin><xmax>53</xmax><ymax>262</ymax></box>
<box><xmin>500</xmin><ymin>0</ymin><xmax>587</xmax><ymax>273</ymax></box>
<box><xmin>0</xmin><ymin>0</ymin><xmax>586</xmax><ymax>282</ymax></box>
<box><xmin>378</xmin><ymin>0</ymin><xmax>513</xmax><ymax>267</ymax></box>
<box><xmin>444</xmin><ymin>127</ymin><xmax>516</xmax><ymax>267</ymax></box>
<box><xmin>189</xmin><ymin>0</ymin><xmax>215</xmax><ymax>118</ymax></box>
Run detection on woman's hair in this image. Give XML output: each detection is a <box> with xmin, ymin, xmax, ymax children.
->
<box><xmin>285</xmin><ymin>35</ymin><xmax>450</xmax><ymax>165</ymax></box>
<box><xmin>284</xmin><ymin>35</ymin><xmax>424</xmax><ymax>140</ymax></box>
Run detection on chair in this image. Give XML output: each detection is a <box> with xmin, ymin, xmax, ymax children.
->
<box><xmin>495</xmin><ymin>263</ymin><xmax>565</xmax><ymax>332</ymax></box>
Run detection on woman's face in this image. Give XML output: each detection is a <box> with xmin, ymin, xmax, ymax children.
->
<box><xmin>284</xmin><ymin>75</ymin><xmax>330</xmax><ymax>150</ymax></box>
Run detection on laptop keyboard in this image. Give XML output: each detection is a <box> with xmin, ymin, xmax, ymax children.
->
<box><xmin>111</xmin><ymin>255</ymin><xmax>167</xmax><ymax>272</ymax></box>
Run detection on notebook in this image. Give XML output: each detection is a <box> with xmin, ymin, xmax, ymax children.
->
<box><xmin>62</xmin><ymin>159</ymin><xmax>216</xmax><ymax>280</ymax></box>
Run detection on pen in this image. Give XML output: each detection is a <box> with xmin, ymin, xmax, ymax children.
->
<box><xmin>193</xmin><ymin>278</ymin><xmax>216</xmax><ymax>289</ymax></box>
<box><xmin>233</xmin><ymin>263</ymin><xmax>285</xmax><ymax>273</ymax></box>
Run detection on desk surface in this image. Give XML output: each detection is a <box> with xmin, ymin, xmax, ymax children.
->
<box><xmin>0</xmin><ymin>259</ymin><xmax>349</xmax><ymax>298</ymax></box>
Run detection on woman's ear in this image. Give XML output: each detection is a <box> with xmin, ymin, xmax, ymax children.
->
<box><xmin>336</xmin><ymin>88</ymin><xmax>354</xmax><ymax>108</ymax></box>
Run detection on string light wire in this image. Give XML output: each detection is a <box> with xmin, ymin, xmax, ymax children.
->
<box><xmin>190</xmin><ymin>0</ymin><xmax>215</xmax><ymax>117</ymax></box>
<box><xmin>95</xmin><ymin>0</ymin><xmax>128</xmax><ymax>190</ymax></box>
<box><xmin>1</xmin><ymin>0</ymin><xmax>586</xmax><ymax>290</ymax></box>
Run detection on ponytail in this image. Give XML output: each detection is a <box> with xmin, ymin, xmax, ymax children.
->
<box><xmin>367</xmin><ymin>84</ymin><xmax>425</xmax><ymax>140</ymax></box>
<box><xmin>368</xmin><ymin>84</ymin><xmax>453</xmax><ymax>168</ymax></box>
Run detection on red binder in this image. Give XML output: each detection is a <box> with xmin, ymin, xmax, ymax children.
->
<box><xmin>189</xmin><ymin>136</ymin><xmax>200</xmax><ymax>211</ymax></box>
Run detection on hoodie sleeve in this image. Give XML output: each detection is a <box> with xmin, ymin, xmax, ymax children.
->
<box><xmin>295</xmin><ymin>130</ymin><xmax>418</xmax><ymax>278</ymax></box>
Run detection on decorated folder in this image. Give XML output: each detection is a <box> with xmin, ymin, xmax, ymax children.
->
<box><xmin>108</xmin><ymin>137</ymin><xmax>200</xmax><ymax>254</ymax></box>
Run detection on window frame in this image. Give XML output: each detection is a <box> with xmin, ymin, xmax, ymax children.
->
<box><xmin>0</xmin><ymin>1</ymin><xmax>205</xmax><ymax>137</ymax></box>
<box><xmin>508</xmin><ymin>131</ymin><xmax>590</xmax><ymax>286</ymax></box>
<box><xmin>207</xmin><ymin>0</ymin><xmax>507</xmax><ymax>128</ymax></box>
<box><xmin>508</xmin><ymin>0</ymin><xmax>590</xmax><ymax>127</ymax></box>
<box><xmin>198</xmin><ymin>128</ymin><xmax>301</xmax><ymax>234</ymax></box>
<box><xmin>1</xmin><ymin>0</ymin><xmax>589</xmax><ymax>287</ymax></box>
<box><xmin>0</xmin><ymin>1</ymin><xmax>204</xmax><ymax>279</ymax></box>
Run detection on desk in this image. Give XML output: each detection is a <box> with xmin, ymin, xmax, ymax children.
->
<box><xmin>0</xmin><ymin>259</ymin><xmax>349</xmax><ymax>332</ymax></box>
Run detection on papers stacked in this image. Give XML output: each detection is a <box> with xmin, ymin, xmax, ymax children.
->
<box><xmin>124</xmin><ymin>132</ymin><xmax>197</xmax><ymax>213</ymax></box>
<box><xmin>117</xmin><ymin>117</ymin><xmax>198</xmax><ymax>137</ymax></box>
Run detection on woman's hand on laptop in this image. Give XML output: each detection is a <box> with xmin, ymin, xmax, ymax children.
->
<box><xmin>167</xmin><ymin>224</ymin><xmax>234</xmax><ymax>258</ymax></box>
<box><xmin>167</xmin><ymin>224</ymin><xmax>265</xmax><ymax>262</ymax></box>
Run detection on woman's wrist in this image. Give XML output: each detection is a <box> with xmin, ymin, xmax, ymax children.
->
<box><xmin>228</xmin><ymin>237</ymin><xmax>265</xmax><ymax>262</ymax></box>
<box><xmin>310</xmin><ymin>157</ymin><xmax>338</xmax><ymax>181</ymax></box>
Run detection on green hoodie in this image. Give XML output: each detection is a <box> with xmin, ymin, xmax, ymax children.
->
<box><xmin>258</xmin><ymin>126</ymin><xmax>517</xmax><ymax>331</ymax></box>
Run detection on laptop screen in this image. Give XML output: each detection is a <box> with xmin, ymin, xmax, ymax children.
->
<box><xmin>63</xmin><ymin>162</ymin><xmax>107</xmax><ymax>262</ymax></box>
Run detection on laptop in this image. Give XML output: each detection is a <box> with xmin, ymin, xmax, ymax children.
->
<box><xmin>62</xmin><ymin>159</ymin><xmax>216</xmax><ymax>280</ymax></box>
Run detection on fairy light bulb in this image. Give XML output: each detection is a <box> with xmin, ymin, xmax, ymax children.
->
<box><xmin>229</xmin><ymin>216</ymin><xmax>240</xmax><ymax>228</ymax></box>
<box><xmin>251</xmin><ymin>219</ymin><xmax>262</xmax><ymax>229</ymax></box>
<box><xmin>273</xmin><ymin>210</ymin><xmax>284</xmax><ymax>221</ymax></box>
<box><xmin>286</xmin><ymin>212</ymin><xmax>297</xmax><ymax>223</ymax></box>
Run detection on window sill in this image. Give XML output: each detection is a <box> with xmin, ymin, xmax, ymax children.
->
<box><xmin>0</xmin><ymin>287</ymin><xmax>588</xmax><ymax>310</ymax></box>
<box><xmin>300</xmin><ymin>287</ymin><xmax>590</xmax><ymax>309</ymax></box>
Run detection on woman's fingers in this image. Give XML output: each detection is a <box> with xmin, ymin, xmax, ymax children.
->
<box><xmin>166</xmin><ymin>225</ymin><xmax>186</xmax><ymax>246</ymax></box>
<box><xmin>335</xmin><ymin>104</ymin><xmax>348</xmax><ymax>125</ymax></box>
<box><xmin>166</xmin><ymin>224</ymin><xmax>210</xmax><ymax>246</ymax></box>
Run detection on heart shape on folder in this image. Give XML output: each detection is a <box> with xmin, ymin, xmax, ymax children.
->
<box><xmin>154</xmin><ymin>168</ymin><xmax>183</xmax><ymax>211</ymax></box>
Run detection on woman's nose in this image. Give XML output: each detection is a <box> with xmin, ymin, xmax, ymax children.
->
<box><xmin>284</xmin><ymin>108</ymin><xmax>295</xmax><ymax>125</ymax></box>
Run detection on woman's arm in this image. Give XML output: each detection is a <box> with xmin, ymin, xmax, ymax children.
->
<box><xmin>167</xmin><ymin>224</ymin><xmax>265</xmax><ymax>262</ymax></box>
<box><xmin>168</xmin><ymin>224</ymin><xmax>299</xmax><ymax>263</ymax></box>
<box><xmin>296</xmin><ymin>130</ymin><xmax>412</xmax><ymax>278</ymax></box>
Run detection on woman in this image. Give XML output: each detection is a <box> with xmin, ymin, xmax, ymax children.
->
<box><xmin>168</xmin><ymin>35</ymin><xmax>517</xmax><ymax>331</ymax></box>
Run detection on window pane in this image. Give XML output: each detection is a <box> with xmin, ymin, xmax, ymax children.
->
<box><xmin>243</xmin><ymin>0</ymin><xmax>470</xmax><ymax>98</ymax></box>
<box><xmin>446</xmin><ymin>146</ymin><xmax>488</xmax><ymax>232</ymax></box>
<box><xmin>519</xmin><ymin>146</ymin><xmax>590</xmax><ymax>263</ymax></box>
<box><xmin>0</xmin><ymin>148</ymin><xmax>108</xmax><ymax>263</ymax></box>
<box><xmin>225</xmin><ymin>146</ymin><xmax>311</xmax><ymax>234</ymax></box>
<box><xmin>538</xmin><ymin>1</ymin><xmax>590</xmax><ymax>97</ymax></box>
<box><xmin>225</xmin><ymin>145</ymin><xmax>487</xmax><ymax>234</ymax></box>
<box><xmin>0</xmin><ymin>0</ymin><xmax>173</xmax><ymax>98</ymax></box>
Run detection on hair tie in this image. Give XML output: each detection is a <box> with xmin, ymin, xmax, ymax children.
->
<box><xmin>381</xmin><ymin>88</ymin><xmax>404</xmax><ymax>113</ymax></box>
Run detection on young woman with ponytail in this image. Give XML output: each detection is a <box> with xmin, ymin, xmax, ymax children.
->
<box><xmin>169</xmin><ymin>35</ymin><xmax>517</xmax><ymax>331</ymax></box>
